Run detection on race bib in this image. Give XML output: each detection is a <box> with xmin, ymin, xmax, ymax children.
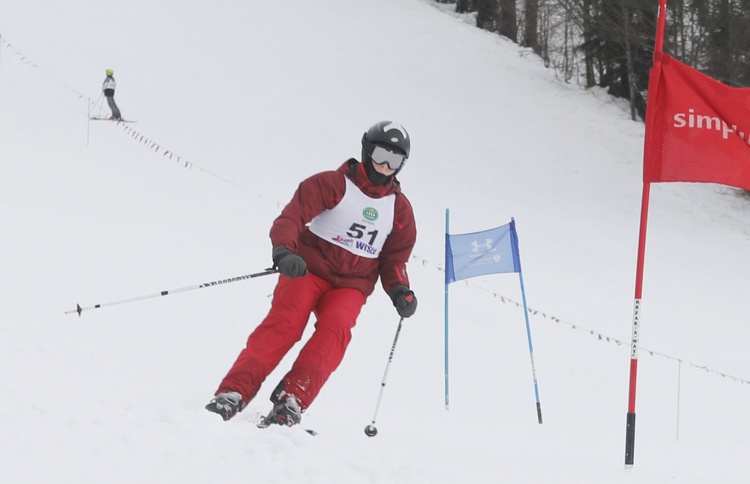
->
<box><xmin>309</xmin><ymin>177</ymin><xmax>395</xmax><ymax>258</ymax></box>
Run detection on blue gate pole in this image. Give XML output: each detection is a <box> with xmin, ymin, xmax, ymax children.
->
<box><xmin>511</xmin><ymin>218</ymin><xmax>543</xmax><ymax>424</ymax></box>
<box><xmin>444</xmin><ymin>208</ymin><xmax>451</xmax><ymax>410</ymax></box>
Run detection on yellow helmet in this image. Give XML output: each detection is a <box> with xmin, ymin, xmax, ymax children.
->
<box><xmin>106</xmin><ymin>69</ymin><xmax>114</xmax><ymax>76</ymax></box>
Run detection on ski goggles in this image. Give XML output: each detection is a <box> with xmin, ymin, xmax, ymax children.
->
<box><xmin>371</xmin><ymin>145</ymin><xmax>406</xmax><ymax>170</ymax></box>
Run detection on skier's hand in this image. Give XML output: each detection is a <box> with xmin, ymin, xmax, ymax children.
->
<box><xmin>272</xmin><ymin>246</ymin><xmax>308</xmax><ymax>278</ymax></box>
<box><xmin>389</xmin><ymin>285</ymin><xmax>417</xmax><ymax>318</ymax></box>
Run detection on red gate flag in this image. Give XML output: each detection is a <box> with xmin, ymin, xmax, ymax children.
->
<box><xmin>643</xmin><ymin>53</ymin><xmax>750</xmax><ymax>190</ymax></box>
<box><xmin>629</xmin><ymin>1</ymin><xmax>750</xmax><ymax>465</ymax></box>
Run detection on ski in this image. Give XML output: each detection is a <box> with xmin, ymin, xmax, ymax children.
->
<box><xmin>89</xmin><ymin>116</ymin><xmax>137</xmax><ymax>123</ymax></box>
<box><xmin>256</xmin><ymin>413</ymin><xmax>318</xmax><ymax>436</ymax></box>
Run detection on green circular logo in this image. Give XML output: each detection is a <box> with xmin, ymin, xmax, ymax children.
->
<box><xmin>363</xmin><ymin>207</ymin><xmax>378</xmax><ymax>221</ymax></box>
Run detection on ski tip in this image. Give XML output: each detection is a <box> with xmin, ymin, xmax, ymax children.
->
<box><xmin>88</xmin><ymin>117</ymin><xmax>137</xmax><ymax>123</ymax></box>
<box><xmin>256</xmin><ymin>415</ymin><xmax>271</xmax><ymax>429</ymax></box>
<box><xmin>256</xmin><ymin>415</ymin><xmax>316</xmax><ymax>436</ymax></box>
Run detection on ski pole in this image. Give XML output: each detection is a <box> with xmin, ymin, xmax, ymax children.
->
<box><xmin>364</xmin><ymin>316</ymin><xmax>406</xmax><ymax>437</ymax></box>
<box><xmin>88</xmin><ymin>93</ymin><xmax>103</xmax><ymax>117</ymax></box>
<box><xmin>65</xmin><ymin>268</ymin><xmax>277</xmax><ymax>316</ymax></box>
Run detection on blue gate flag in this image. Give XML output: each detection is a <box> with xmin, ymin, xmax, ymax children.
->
<box><xmin>445</xmin><ymin>220</ymin><xmax>520</xmax><ymax>283</ymax></box>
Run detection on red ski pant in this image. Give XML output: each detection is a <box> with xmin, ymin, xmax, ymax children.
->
<box><xmin>216</xmin><ymin>272</ymin><xmax>366</xmax><ymax>411</ymax></box>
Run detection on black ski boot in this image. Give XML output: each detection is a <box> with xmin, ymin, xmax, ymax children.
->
<box><xmin>263</xmin><ymin>395</ymin><xmax>302</xmax><ymax>427</ymax></box>
<box><xmin>259</xmin><ymin>381</ymin><xmax>303</xmax><ymax>427</ymax></box>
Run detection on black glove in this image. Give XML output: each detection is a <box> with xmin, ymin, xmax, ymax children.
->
<box><xmin>272</xmin><ymin>246</ymin><xmax>307</xmax><ymax>278</ymax></box>
<box><xmin>389</xmin><ymin>285</ymin><xmax>417</xmax><ymax>318</ymax></box>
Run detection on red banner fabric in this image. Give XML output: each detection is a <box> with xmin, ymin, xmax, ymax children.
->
<box><xmin>643</xmin><ymin>54</ymin><xmax>750</xmax><ymax>190</ymax></box>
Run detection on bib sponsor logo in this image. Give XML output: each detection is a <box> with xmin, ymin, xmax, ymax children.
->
<box><xmin>332</xmin><ymin>235</ymin><xmax>354</xmax><ymax>247</ymax></box>
<box><xmin>355</xmin><ymin>240</ymin><xmax>378</xmax><ymax>255</ymax></box>
<box><xmin>363</xmin><ymin>207</ymin><xmax>378</xmax><ymax>221</ymax></box>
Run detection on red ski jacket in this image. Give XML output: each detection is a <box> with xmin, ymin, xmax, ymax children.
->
<box><xmin>269</xmin><ymin>159</ymin><xmax>416</xmax><ymax>297</ymax></box>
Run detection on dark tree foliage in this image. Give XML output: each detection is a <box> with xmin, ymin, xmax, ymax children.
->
<box><xmin>456</xmin><ymin>0</ymin><xmax>479</xmax><ymax>13</ymax></box>
<box><xmin>692</xmin><ymin>0</ymin><xmax>750</xmax><ymax>86</ymax></box>
<box><xmin>524</xmin><ymin>0</ymin><xmax>540</xmax><ymax>52</ymax></box>
<box><xmin>477</xmin><ymin>0</ymin><xmax>499</xmax><ymax>31</ymax></box>
<box><xmin>455</xmin><ymin>0</ymin><xmax>514</xmax><ymax>41</ymax></box>
<box><xmin>440</xmin><ymin>0</ymin><xmax>750</xmax><ymax>123</ymax></box>
<box><xmin>578</xmin><ymin>0</ymin><xmax>656</xmax><ymax>119</ymax></box>
<box><xmin>499</xmin><ymin>0</ymin><xmax>519</xmax><ymax>41</ymax></box>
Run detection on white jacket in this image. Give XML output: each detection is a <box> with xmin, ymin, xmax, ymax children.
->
<box><xmin>102</xmin><ymin>77</ymin><xmax>116</xmax><ymax>92</ymax></box>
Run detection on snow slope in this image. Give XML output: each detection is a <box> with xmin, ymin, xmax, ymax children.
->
<box><xmin>2</xmin><ymin>0</ymin><xmax>750</xmax><ymax>482</ymax></box>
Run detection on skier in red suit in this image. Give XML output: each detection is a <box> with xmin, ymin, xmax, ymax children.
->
<box><xmin>206</xmin><ymin>121</ymin><xmax>418</xmax><ymax>427</ymax></box>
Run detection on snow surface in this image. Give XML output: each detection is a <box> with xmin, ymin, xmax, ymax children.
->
<box><xmin>2</xmin><ymin>0</ymin><xmax>750</xmax><ymax>482</ymax></box>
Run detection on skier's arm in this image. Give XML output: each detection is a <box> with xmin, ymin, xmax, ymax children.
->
<box><xmin>269</xmin><ymin>171</ymin><xmax>344</xmax><ymax>253</ymax></box>
<box><xmin>379</xmin><ymin>193</ymin><xmax>416</xmax><ymax>294</ymax></box>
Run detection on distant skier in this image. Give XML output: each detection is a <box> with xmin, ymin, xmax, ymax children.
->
<box><xmin>102</xmin><ymin>69</ymin><xmax>122</xmax><ymax>121</ymax></box>
<box><xmin>205</xmin><ymin>121</ymin><xmax>418</xmax><ymax>428</ymax></box>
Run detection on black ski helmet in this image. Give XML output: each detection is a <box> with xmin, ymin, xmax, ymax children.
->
<box><xmin>361</xmin><ymin>121</ymin><xmax>410</xmax><ymax>173</ymax></box>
